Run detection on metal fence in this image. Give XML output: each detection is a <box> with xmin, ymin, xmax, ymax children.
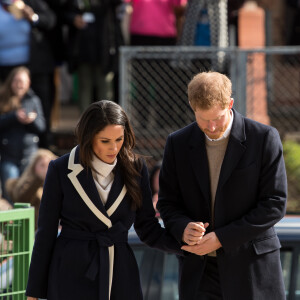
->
<box><xmin>119</xmin><ymin>45</ymin><xmax>300</xmax><ymax>210</ymax></box>
<box><xmin>0</xmin><ymin>204</ymin><xmax>35</xmax><ymax>300</ymax></box>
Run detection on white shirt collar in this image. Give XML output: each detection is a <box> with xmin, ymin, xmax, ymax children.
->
<box><xmin>91</xmin><ymin>155</ymin><xmax>117</xmax><ymax>178</ymax></box>
<box><xmin>205</xmin><ymin>109</ymin><xmax>234</xmax><ymax>142</ymax></box>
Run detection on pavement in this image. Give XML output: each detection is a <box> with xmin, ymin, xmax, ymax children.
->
<box><xmin>49</xmin><ymin>103</ymin><xmax>81</xmax><ymax>156</ymax></box>
<box><xmin>51</xmin><ymin>103</ymin><xmax>81</xmax><ymax>133</ymax></box>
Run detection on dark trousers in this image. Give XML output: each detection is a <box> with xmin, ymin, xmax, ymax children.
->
<box><xmin>197</xmin><ymin>256</ymin><xmax>223</xmax><ymax>300</ymax></box>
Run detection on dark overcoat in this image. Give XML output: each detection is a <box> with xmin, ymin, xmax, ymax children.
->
<box><xmin>26</xmin><ymin>146</ymin><xmax>181</xmax><ymax>300</ymax></box>
<box><xmin>157</xmin><ymin>109</ymin><xmax>287</xmax><ymax>300</ymax></box>
<box><xmin>65</xmin><ymin>0</ymin><xmax>124</xmax><ymax>74</ymax></box>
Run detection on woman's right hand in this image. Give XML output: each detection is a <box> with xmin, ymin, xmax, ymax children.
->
<box><xmin>16</xmin><ymin>108</ymin><xmax>37</xmax><ymax>124</ymax></box>
<box><xmin>27</xmin><ymin>297</ymin><xmax>38</xmax><ymax>300</ymax></box>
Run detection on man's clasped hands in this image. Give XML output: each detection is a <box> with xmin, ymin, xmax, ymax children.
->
<box><xmin>181</xmin><ymin>222</ymin><xmax>222</xmax><ymax>256</ymax></box>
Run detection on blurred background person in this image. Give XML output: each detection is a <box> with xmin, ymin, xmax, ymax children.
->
<box><xmin>178</xmin><ymin>0</ymin><xmax>212</xmax><ymax>46</ymax></box>
<box><xmin>178</xmin><ymin>0</ymin><xmax>246</xmax><ymax>47</ymax></box>
<box><xmin>126</xmin><ymin>0</ymin><xmax>186</xmax><ymax>46</ymax></box>
<box><xmin>0</xmin><ymin>0</ymin><xmax>31</xmax><ymax>82</ymax></box>
<box><xmin>44</xmin><ymin>0</ymin><xmax>69</xmax><ymax>67</ymax></box>
<box><xmin>64</xmin><ymin>0</ymin><xmax>124</xmax><ymax>111</ymax></box>
<box><xmin>124</xmin><ymin>0</ymin><xmax>186</xmax><ymax>128</ymax></box>
<box><xmin>6</xmin><ymin>148</ymin><xmax>57</xmax><ymax>229</ymax></box>
<box><xmin>24</xmin><ymin>0</ymin><xmax>57</xmax><ymax>148</ymax></box>
<box><xmin>0</xmin><ymin>0</ymin><xmax>57</xmax><ymax>149</ymax></box>
<box><xmin>0</xmin><ymin>67</ymin><xmax>46</xmax><ymax>202</ymax></box>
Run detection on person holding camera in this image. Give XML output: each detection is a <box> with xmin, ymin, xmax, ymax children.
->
<box><xmin>0</xmin><ymin>66</ymin><xmax>46</xmax><ymax>202</ymax></box>
<box><xmin>0</xmin><ymin>0</ymin><xmax>57</xmax><ymax>148</ymax></box>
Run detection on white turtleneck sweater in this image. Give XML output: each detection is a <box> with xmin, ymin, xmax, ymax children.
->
<box><xmin>91</xmin><ymin>155</ymin><xmax>117</xmax><ymax>205</ymax></box>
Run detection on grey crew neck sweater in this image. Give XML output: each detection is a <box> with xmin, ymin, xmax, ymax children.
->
<box><xmin>205</xmin><ymin>136</ymin><xmax>230</xmax><ymax>224</ymax></box>
<box><xmin>205</xmin><ymin>136</ymin><xmax>229</xmax><ymax>256</ymax></box>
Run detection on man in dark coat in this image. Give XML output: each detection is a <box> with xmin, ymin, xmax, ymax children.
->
<box><xmin>157</xmin><ymin>71</ymin><xmax>287</xmax><ymax>300</ymax></box>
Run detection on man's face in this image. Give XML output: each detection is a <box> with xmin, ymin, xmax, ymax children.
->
<box><xmin>194</xmin><ymin>99</ymin><xmax>233</xmax><ymax>140</ymax></box>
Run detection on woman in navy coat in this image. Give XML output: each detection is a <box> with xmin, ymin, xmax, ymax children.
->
<box><xmin>26</xmin><ymin>100</ymin><xmax>182</xmax><ymax>300</ymax></box>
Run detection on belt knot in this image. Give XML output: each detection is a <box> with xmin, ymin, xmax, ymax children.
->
<box><xmin>95</xmin><ymin>233</ymin><xmax>114</xmax><ymax>247</ymax></box>
<box><xmin>59</xmin><ymin>222</ymin><xmax>128</xmax><ymax>300</ymax></box>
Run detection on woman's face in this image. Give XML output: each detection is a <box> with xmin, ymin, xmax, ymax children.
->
<box><xmin>11</xmin><ymin>71</ymin><xmax>30</xmax><ymax>99</ymax></box>
<box><xmin>92</xmin><ymin>124</ymin><xmax>124</xmax><ymax>164</ymax></box>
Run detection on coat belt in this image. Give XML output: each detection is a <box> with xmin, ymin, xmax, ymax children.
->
<box><xmin>60</xmin><ymin>222</ymin><xmax>128</xmax><ymax>300</ymax></box>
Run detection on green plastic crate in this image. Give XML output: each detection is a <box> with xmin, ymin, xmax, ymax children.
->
<box><xmin>0</xmin><ymin>204</ymin><xmax>35</xmax><ymax>300</ymax></box>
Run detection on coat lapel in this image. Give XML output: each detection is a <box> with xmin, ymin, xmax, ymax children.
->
<box><xmin>218</xmin><ymin>109</ymin><xmax>247</xmax><ymax>188</ymax></box>
<box><xmin>67</xmin><ymin>146</ymin><xmax>112</xmax><ymax>227</ymax></box>
<box><xmin>67</xmin><ymin>146</ymin><xmax>127</xmax><ymax>300</ymax></box>
<box><xmin>189</xmin><ymin>123</ymin><xmax>211</xmax><ymax>205</ymax></box>
<box><xmin>77</xmin><ymin>169</ymin><xmax>108</xmax><ymax>215</ymax></box>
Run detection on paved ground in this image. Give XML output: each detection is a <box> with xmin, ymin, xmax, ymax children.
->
<box><xmin>49</xmin><ymin>103</ymin><xmax>81</xmax><ymax>155</ymax></box>
<box><xmin>51</xmin><ymin>103</ymin><xmax>81</xmax><ymax>133</ymax></box>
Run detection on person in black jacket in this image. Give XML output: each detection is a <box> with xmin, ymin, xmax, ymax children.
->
<box><xmin>65</xmin><ymin>0</ymin><xmax>124</xmax><ymax>110</ymax></box>
<box><xmin>22</xmin><ymin>0</ymin><xmax>57</xmax><ymax>148</ymax></box>
<box><xmin>157</xmin><ymin>71</ymin><xmax>287</xmax><ymax>300</ymax></box>
<box><xmin>0</xmin><ymin>66</ymin><xmax>46</xmax><ymax>202</ymax></box>
<box><xmin>26</xmin><ymin>100</ymin><xmax>182</xmax><ymax>300</ymax></box>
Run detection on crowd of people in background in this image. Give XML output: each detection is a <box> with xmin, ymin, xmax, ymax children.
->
<box><xmin>0</xmin><ymin>66</ymin><xmax>45</xmax><ymax>202</ymax></box>
<box><xmin>0</xmin><ymin>0</ymin><xmax>186</xmax><ymax>215</ymax></box>
<box><xmin>0</xmin><ymin>2</ymin><xmax>290</xmax><ymax>300</ymax></box>
<box><xmin>0</xmin><ymin>0</ymin><xmax>248</xmax><ymax>216</ymax></box>
<box><xmin>5</xmin><ymin>148</ymin><xmax>57</xmax><ymax>228</ymax></box>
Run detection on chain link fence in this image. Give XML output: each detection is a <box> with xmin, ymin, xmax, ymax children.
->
<box><xmin>244</xmin><ymin>47</ymin><xmax>300</xmax><ymax>210</ymax></box>
<box><xmin>120</xmin><ymin>46</ymin><xmax>232</xmax><ymax>163</ymax></box>
<box><xmin>119</xmin><ymin>45</ymin><xmax>300</xmax><ymax>211</ymax></box>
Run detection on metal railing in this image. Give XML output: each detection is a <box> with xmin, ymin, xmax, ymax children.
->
<box><xmin>0</xmin><ymin>204</ymin><xmax>35</xmax><ymax>300</ymax></box>
<box><xmin>119</xmin><ymin>45</ymin><xmax>300</xmax><ymax>209</ymax></box>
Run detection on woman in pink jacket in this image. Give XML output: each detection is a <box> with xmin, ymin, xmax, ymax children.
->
<box><xmin>127</xmin><ymin>0</ymin><xmax>186</xmax><ymax>46</ymax></box>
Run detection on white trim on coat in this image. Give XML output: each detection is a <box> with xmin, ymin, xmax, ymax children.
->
<box><xmin>67</xmin><ymin>146</ymin><xmax>127</xmax><ymax>299</ymax></box>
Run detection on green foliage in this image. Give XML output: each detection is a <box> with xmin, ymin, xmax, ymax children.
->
<box><xmin>283</xmin><ymin>140</ymin><xmax>300</xmax><ymax>212</ymax></box>
<box><xmin>283</xmin><ymin>140</ymin><xmax>300</xmax><ymax>182</ymax></box>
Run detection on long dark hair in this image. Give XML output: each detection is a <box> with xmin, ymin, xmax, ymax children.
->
<box><xmin>75</xmin><ymin>100</ymin><xmax>142</xmax><ymax>209</ymax></box>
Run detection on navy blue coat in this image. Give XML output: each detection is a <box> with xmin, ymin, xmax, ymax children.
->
<box><xmin>26</xmin><ymin>146</ymin><xmax>181</xmax><ymax>300</ymax></box>
<box><xmin>157</xmin><ymin>109</ymin><xmax>287</xmax><ymax>300</ymax></box>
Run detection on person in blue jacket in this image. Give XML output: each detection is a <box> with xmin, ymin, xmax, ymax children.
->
<box><xmin>26</xmin><ymin>100</ymin><xmax>185</xmax><ymax>300</ymax></box>
<box><xmin>0</xmin><ymin>66</ymin><xmax>46</xmax><ymax>201</ymax></box>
